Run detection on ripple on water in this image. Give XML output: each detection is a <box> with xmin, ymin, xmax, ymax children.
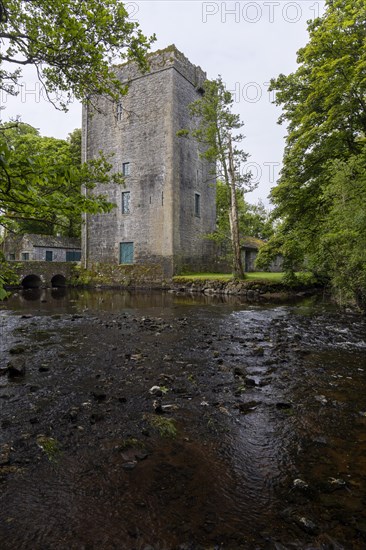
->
<box><xmin>1</xmin><ymin>290</ymin><xmax>366</xmax><ymax>548</ymax></box>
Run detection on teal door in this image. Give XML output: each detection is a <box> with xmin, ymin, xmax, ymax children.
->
<box><xmin>119</xmin><ymin>242</ymin><xmax>134</xmax><ymax>264</ymax></box>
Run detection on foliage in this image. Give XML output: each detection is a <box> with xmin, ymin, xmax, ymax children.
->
<box><xmin>212</xmin><ymin>181</ymin><xmax>274</xmax><ymax>256</ymax></box>
<box><xmin>67</xmin><ymin>128</ymin><xmax>82</xmax><ymax>167</ymax></box>
<box><xmin>0</xmin><ymin>250</ymin><xmax>19</xmax><ymax>299</ymax></box>
<box><xmin>0</xmin><ymin>122</ymin><xmax>124</xmax><ymax>235</ymax></box>
<box><xmin>178</xmin><ymin>77</ymin><xmax>254</xmax><ymax>278</ymax></box>
<box><xmin>266</xmin><ymin>0</ymin><xmax>366</xmax><ymax>307</ymax></box>
<box><xmin>318</xmin><ymin>148</ymin><xmax>366</xmax><ymax>308</ymax></box>
<box><xmin>0</xmin><ymin>0</ymin><xmax>155</xmax><ymax>110</ymax></box>
<box><xmin>0</xmin><ymin>277</ymin><xmax>7</xmax><ymax>300</ymax></box>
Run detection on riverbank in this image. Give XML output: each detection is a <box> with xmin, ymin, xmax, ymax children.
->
<box><xmin>171</xmin><ymin>276</ymin><xmax>323</xmax><ymax>302</ymax></box>
<box><xmin>2</xmin><ymin>261</ymin><xmax>325</xmax><ymax>304</ymax></box>
<box><xmin>70</xmin><ymin>265</ymin><xmax>324</xmax><ymax>302</ymax></box>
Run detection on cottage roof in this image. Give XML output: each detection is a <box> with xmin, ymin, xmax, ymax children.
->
<box><xmin>8</xmin><ymin>233</ymin><xmax>81</xmax><ymax>249</ymax></box>
<box><xmin>241</xmin><ymin>236</ymin><xmax>265</xmax><ymax>251</ymax></box>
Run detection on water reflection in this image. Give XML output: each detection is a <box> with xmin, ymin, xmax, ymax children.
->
<box><xmin>2</xmin><ymin>287</ymin><xmax>322</xmax><ymax>316</ymax></box>
<box><xmin>51</xmin><ymin>287</ymin><xmax>67</xmax><ymax>300</ymax></box>
<box><xmin>20</xmin><ymin>288</ymin><xmax>43</xmax><ymax>301</ymax></box>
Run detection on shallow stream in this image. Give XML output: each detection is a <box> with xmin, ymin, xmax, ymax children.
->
<box><xmin>0</xmin><ymin>289</ymin><xmax>365</xmax><ymax>549</ymax></box>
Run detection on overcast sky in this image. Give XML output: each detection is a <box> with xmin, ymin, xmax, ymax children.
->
<box><xmin>1</xmin><ymin>0</ymin><xmax>325</xmax><ymax>205</ymax></box>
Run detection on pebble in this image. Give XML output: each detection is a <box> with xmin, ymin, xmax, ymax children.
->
<box><xmin>149</xmin><ymin>385</ymin><xmax>163</xmax><ymax>396</ymax></box>
<box><xmin>9</xmin><ymin>346</ymin><xmax>26</xmax><ymax>355</ymax></box>
<box><xmin>7</xmin><ymin>359</ymin><xmax>26</xmax><ymax>378</ymax></box>
<box><xmin>0</xmin><ymin>444</ymin><xmax>11</xmax><ymax>466</ymax></box>
<box><xmin>276</xmin><ymin>402</ymin><xmax>292</xmax><ymax>410</ymax></box>
<box><xmin>294</xmin><ymin>515</ymin><xmax>318</xmax><ymax>535</ymax></box>
<box><xmin>238</xmin><ymin>401</ymin><xmax>259</xmax><ymax>414</ymax></box>
<box><xmin>122</xmin><ymin>461</ymin><xmax>137</xmax><ymax>470</ymax></box>
<box><xmin>293</xmin><ymin>478</ymin><xmax>310</xmax><ymax>491</ymax></box>
<box><xmin>92</xmin><ymin>392</ymin><xmax>107</xmax><ymax>403</ymax></box>
<box><xmin>233</xmin><ymin>367</ymin><xmax>245</xmax><ymax>377</ymax></box>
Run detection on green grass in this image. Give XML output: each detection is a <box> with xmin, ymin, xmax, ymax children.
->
<box><xmin>174</xmin><ymin>272</ymin><xmax>285</xmax><ymax>282</ymax></box>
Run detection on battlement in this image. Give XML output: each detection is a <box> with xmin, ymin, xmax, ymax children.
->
<box><xmin>115</xmin><ymin>44</ymin><xmax>206</xmax><ymax>89</ymax></box>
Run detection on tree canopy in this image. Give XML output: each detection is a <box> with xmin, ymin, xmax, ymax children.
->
<box><xmin>258</xmin><ymin>0</ymin><xmax>366</xmax><ymax>306</ymax></box>
<box><xmin>0</xmin><ymin>0</ymin><xmax>155</xmax><ymax>110</ymax></box>
<box><xmin>0</xmin><ymin>122</ymin><xmax>124</xmax><ymax>236</ymax></box>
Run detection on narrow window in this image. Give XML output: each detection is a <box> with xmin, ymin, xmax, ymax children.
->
<box><xmin>116</xmin><ymin>102</ymin><xmax>123</xmax><ymax>121</ymax></box>
<box><xmin>45</xmin><ymin>250</ymin><xmax>53</xmax><ymax>262</ymax></box>
<box><xmin>66</xmin><ymin>250</ymin><xmax>81</xmax><ymax>262</ymax></box>
<box><xmin>122</xmin><ymin>191</ymin><xmax>130</xmax><ymax>214</ymax></box>
<box><xmin>119</xmin><ymin>242</ymin><xmax>134</xmax><ymax>264</ymax></box>
<box><xmin>161</xmin><ymin>192</ymin><xmax>164</xmax><ymax>206</ymax></box>
<box><xmin>21</xmin><ymin>252</ymin><xmax>29</xmax><ymax>261</ymax></box>
<box><xmin>122</xmin><ymin>162</ymin><xmax>130</xmax><ymax>176</ymax></box>
<box><xmin>9</xmin><ymin>254</ymin><xmax>15</xmax><ymax>261</ymax></box>
<box><xmin>194</xmin><ymin>193</ymin><xmax>201</xmax><ymax>217</ymax></box>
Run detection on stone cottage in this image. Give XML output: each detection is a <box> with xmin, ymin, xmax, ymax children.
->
<box><xmin>241</xmin><ymin>236</ymin><xmax>283</xmax><ymax>272</ymax></box>
<box><xmin>3</xmin><ymin>234</ymin><xmax>81</xmax><ymax>262</ymax></box>
<box><xmin>82</xmin><ymin>45</ymin><xmax>216</xmax><ymax>277</ymax></box>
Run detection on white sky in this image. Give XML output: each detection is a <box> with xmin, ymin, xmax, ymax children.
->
<box><xmin>0</xmin><ymin>0</ymin><xmax>326</xmax><ymax>205</ymax></box>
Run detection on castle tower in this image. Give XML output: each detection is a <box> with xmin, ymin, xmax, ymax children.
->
<box><xmin>82</xmin><ymin>46</ymin><xmax>216</xmax><ymax>277</ymax></box>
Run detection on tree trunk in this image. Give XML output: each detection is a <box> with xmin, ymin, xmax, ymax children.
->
<box><xmin>228</xmin><ymin>138</ymin><xmax>245</xmax><ymax>279</ymax></box>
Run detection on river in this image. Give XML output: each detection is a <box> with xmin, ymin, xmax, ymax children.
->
<box><xmin>0</xmin><ymin>289</ymin><xmax>366</xmax><ymax>549</ymax></box>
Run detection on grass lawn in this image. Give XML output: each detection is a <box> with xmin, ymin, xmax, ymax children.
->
<box><xmin>173</xmin><ymin>272</ymin><xmax>285</xmax><ymax>282</ymax></box>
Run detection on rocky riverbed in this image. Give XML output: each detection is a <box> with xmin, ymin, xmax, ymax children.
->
<box><xmin>0</xmin><ymin>289</ymin><xmax>366</xmax><ymax>549</ymax></box>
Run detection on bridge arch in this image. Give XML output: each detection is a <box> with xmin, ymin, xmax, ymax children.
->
<box><xmin>51</xmin><ymin>274</ymin><xmax>67</xmax><ymax>288</ymax></box>
<box><xmin>21</xmin><ymin>274</ymin><xmax>42</xmax><ymax>289</ymax></box>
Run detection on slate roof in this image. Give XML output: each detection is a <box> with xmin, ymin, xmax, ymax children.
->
<box><xmin>8</xmin><ymin>234</ymin><xmax>81</xmax><ymax>249</ymax></box>
<box><xmin>241</xmin><ymin>236</ymin><xmax>265</xmax><ymax>251</ymax></box>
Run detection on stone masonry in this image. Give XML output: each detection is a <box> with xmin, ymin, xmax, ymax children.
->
<box><xmin>3</xmin><ymin>233</ymin><xmax>81</xmax><ymax>262</ymax></box>
<box><xmin>82</xmin><ymin>46</ymin><xmax>216</xmax><ymax>276</ymax></box>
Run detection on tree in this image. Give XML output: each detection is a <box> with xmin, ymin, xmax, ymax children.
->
<box><xmin>263</xmin><ymin>0</ymin><xmax>366</xmax><ymax>304</ymax></box>
<box><xmin>317</xmin><ymin>144</ymin><xmax>366</xmax><ymax>308</ymax></box>
<box><xmin>0</xmin><ymin>121</ymin><xmax>124</xmax><ymax>235</ymax></box>
<box><xmin>0</xmin><ymin>124</ymin><xmax>91</xmax><ymax>236</ymax></box>
<box><xmin>179</xmin><ymin>77</ymin><xmax>253</xmax><ymax>278</ymax></box>
<box><xmin>212</xmin><ymin>181</ymin><xmax>273</xmax><ymax>256</ymax></box>
<box><xmin>243</xmin><ymin>200</ymin><xmax>274</xmax><ymax>241</ymax></box>
<box><xmin>1</xmin><ymin>0</ymin><xmax>155</xmax><ymax>110</ymax></box>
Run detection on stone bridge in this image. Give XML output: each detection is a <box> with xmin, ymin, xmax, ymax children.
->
<box><xmin>10</xmin><ymin>261</ymin><xmax>78</xmax><ymax>288</ymax></box>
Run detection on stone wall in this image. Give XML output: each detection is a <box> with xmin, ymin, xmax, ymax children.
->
<box><xmin>171</xmin><ymin>277</ymin><xmax>320</xmax><ymax>300</ymax></box>
<box><xmin>82</xmin><ymin>45</ymin><xmax>216</xmax><ymax>276</ymax></box>
<box><xmin>8</xmin><ymin>261</ymin><xmax>78</xmax><ymax>287</ymax></box>
<box><xmin>71</xmin><ymin>263</ymin><xmax>168</xmax><ymax>289</ymax></box>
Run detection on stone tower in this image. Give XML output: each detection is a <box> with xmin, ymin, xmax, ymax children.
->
<box><xmin>82</xmin><ymin>45</ymin><xmax>216</xmax><ymax>277</ymax></box>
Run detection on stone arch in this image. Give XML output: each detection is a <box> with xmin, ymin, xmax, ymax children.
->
<box><xmin>51</xmin><ymin>274</ymin><xmax>66</xmax><ymax>288</ymax></box>
<box><xmin>21</xmin><ymin>274</ymin><xmax>42</xmax><ymax>289</ymax></box>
